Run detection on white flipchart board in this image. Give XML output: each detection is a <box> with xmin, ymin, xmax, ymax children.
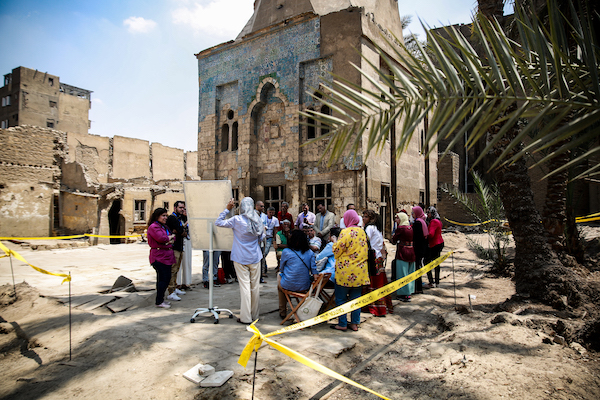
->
<box><xmin>183</xmin><ymin>180</ymin><xmax>234</xmax><ymax>251</ymax></box>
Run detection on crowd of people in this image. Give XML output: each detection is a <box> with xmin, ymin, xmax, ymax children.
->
<box><xmin>146</xmin><ymin>198</ymin><xmax>445</xmax><ymax>330</ymax></box>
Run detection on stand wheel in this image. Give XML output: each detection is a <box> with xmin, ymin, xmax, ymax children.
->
<box><xmin>214</xmin><ymin>319</ymin><xmax>219</xmax><ymax>324</ymax></box>
<box><xmin>190</xmin><ymin>318</ymin><xmax>195</xmax><ymax>323</ymax></box>
<box><xmin>217</xmin><ymin>311</ymin><xmax>221</xmax><ymax>314</ymax></box>
<box><xmin>229</xmin><ymin>314</ymin><xmax>234</xmax><ymax>319</ymax></box>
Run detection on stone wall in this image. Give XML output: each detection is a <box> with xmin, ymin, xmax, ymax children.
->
<box><xmin>0</xmin><ymin>126</ymin><xmax>64</xmax><ymax>237</ymax></box>
<box><xmin>152</xmin><ymin>143</ymin><xmax>184</xmax><ymax>182</ymax></box>
<box><xmin>111</xmin><ymin>136</ymin><xmax>151</xmax><ymax>180</ymax></box>
<box><xmin>66</xmin><ymin>131</ymin><xmax>110</xmax><ymax>184</ymax></box>
<box><xmin>0</xmin><ymin>125</ymin><xmax>196</xmax><ymax>239</ymax></box>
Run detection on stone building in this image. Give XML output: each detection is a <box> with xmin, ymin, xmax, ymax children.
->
<box><xmin>195</xmin><ymin>0</ymin><xmax>437</xmax><ymax>235</ymax></box>
<box><xmin>1</xmin><ymin>66</ymin><xmax>92</xmax><ymax>134</ymax></box>
<box><xmin>0</xmin><ymin>66</ymin><xmax>199</xmax><ymax>242</ymax></box>
<box><xmin>0</xmin><ymin>125</ymin><xmax>198</xmax><ymax>242</ymax></box>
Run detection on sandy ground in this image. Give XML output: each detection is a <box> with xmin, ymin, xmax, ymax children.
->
<box><xmin>0</xmin><ymin>229</ymin><xmax>599</xmax><ymax>400</ymax></box>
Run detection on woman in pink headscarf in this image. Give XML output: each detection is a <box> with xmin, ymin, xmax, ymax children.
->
<box><xmin>411</xmin><ymin>206</ymin><xmax>428</xmax><ymax>294</ymax></box>
<box><xmin>331</xmin><ymin>209</ymin><xmax>370</xmax><ymax>331</ymax></box>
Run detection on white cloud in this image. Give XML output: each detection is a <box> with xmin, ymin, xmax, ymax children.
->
<box><xmin>123</xmin><ymin>16</ymin><xmax>157</xmax><ymax>34</ymax></box>
<box><xmin>172</xmin><ymin>0</ymin><xmax>254</xmax><ymax>39</ymax></box>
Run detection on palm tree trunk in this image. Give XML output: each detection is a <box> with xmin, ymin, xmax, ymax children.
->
<box><xmin>542</xmin><ymin>141</ymin><xmax>569</xmax><ymax>251</ymax></box>
<box><xmin>490</xmin><ymin>123</ymin><xmax>584</xmax><ymax>309</ymax></box>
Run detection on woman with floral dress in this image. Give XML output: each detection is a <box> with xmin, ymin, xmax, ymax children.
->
<box><xmin>331</xmin><ymin>209</ymin><xmax>370</xmax><ymax>331</ymax></box>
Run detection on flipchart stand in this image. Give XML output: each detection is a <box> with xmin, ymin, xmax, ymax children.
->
<box><xmin>190</xmin><ymin>221</ymin><xmax>234</xmax><ymax>324</ymax></box>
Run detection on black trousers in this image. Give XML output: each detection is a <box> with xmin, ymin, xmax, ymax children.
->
<box><xmin>220</xmin><ymin>251</ymin><xmax>237</xmax><ymax>280</ymax></box>
<box><xmin>414</xmin><ymin>256</ymin><xmax>424</xmax><ymax>293</ymax></box>
<box><xmin>426</xmin><ymin>242</ymin><xmax>445</xmax><ymax>285</ymax></box>
<box><xmin>152</xmin><ymin>261</ymin><xmax>171</xmax><ymax>305</ymax></box>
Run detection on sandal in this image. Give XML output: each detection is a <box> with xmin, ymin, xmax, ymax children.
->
<box><xmin>348</xmin><ymin>324</ymin><xmax>359</xmax><ymax>331</ymax></box>
<box><xmin>330</xmin><ymin>324</ymin><xmax>347</xmax><ymax>331</ymax></box>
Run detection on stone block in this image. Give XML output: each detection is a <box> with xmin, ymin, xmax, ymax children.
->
<box><xmin>183</xmin><ymin>363</ymin><xmax>215</xmax><ymax>385</ymax></box>
<box><xmin>200</xmin><ymin>370</ymin><xmax>234</xmax><ymax>387</ymax></box>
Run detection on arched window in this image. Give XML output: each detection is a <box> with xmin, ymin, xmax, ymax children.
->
<box><xmin>231</xmin><ymin>122</ymin><xmax>238</xmax><ymax>151</ymax></box>
<box><xmin>307</xmin><ymin>107</ymin><xmax>316</xmax><ymax>139</ymax></box>
<box><xmin>320</xmin><ymin>105</ymin><xmax>331</xmax><ymax>135</ymax></box>
<box><xmin>221</xmin><ymin>124</ymin><xmax>229</xmax><ymax>152</ymax></box>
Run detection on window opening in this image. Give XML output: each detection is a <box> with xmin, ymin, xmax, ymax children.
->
<box><xmin>320</xmin><ymin>105</ymin><xmax>330</xmax><ymax>135</ymax></box>
<box><xmin>232</xmin><ymin>188</ymin><xmax>240</xmax><ymax>210</ymax></box>
<box><xmin>221</xmin><ymin>124</ymin><xmax>229</xmax><ymax>152</ymax></box>
<box><xmin>307</xmin><ymin>183</ymin><xmax>332</xmax><ymax>212</ymax></box>
<box><xmin>264</xmin><ymin>186</ymin><xmax>285</xmax><ymax>212</ymax></box>
<box><xmin>134</xmin><ymin>200</ymin><xmax>147</xmax><ymax>222</ymax></box>
<box><xmin>307</xmin><ymin>108</ymin><xmax>315</xmax><ymax>139</ymax></box>
<box><xmin>231</xmin><ymin>122</ymin><xmax>238</xmax><ymax>151</ymax></box>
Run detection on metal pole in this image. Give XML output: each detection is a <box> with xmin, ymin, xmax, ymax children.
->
<box><xmin>9</xmin><ymin>254</ymin><xmax>17</xmax><ymax>300</ymax></box>
<box><xmin>452</xmin><ymin>253</ymin><xmax>457</xmax><ymax>308</ymax></box>
<box><xmin>252</xmin><ymin>350</ymin><xmax>258</xmax><ymax>400</ymax></box>
<box><xmin>209</xmin><ymin>223</ymin><xmax>214</xmax><ymax>309</ymax></box>
<box><xmin>69</xmin><ymin>272</ymin><xmax>72</xmax><ymax>361</ymax></box>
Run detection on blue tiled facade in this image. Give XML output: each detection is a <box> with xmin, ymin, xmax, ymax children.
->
<box><xmin>198</xmin><ymin>17</ymin><xmax>326</xmax><ymax>121</ymax></box>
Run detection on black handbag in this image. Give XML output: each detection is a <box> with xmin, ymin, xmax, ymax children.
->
<box><xmin>366</xmin><ymin>236</ymin><xmax>377</xmax><ymax>276</ymax></box>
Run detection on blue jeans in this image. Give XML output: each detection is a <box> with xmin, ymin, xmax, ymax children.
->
<box><xmin>261</xmin><ymin>237</ymin><xmax>273</xmax><ymax>276</ymax></box>
<box><xmin>334</xmin><ymin>284</ymin><xmax>362</xmax><ymax>327</ymax></box>
<box><xmin>203</xmin><ymin>250</ymin><xmax>221</xmax><ymax>282</ymax></box>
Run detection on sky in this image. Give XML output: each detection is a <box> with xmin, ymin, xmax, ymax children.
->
<box><xmin>0</xmin><ymin>0</ymin><xmax>513</xmax><ymax>152</ymax></box>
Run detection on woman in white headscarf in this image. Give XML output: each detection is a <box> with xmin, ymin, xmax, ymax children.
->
<box><xmin>215</xmin><ymin>197</ymin><xmax>265</xmax><ymax>324</ymax></box>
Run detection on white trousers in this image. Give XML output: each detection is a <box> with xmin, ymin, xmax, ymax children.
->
<box><xmin>176</xmin><ymin>238</ymin><xmax>193</xmax><ymax>286</ymax></box>
<box><xmin>233</xmin><ymin>261</ymin><xmax>260</xmax><ymax>323</ymax></box>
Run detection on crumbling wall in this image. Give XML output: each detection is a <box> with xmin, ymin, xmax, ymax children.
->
<box><xmin>66</xmin><ymin>131</ymin><xmax>110</xmax><ymax>184</ymax></box>
<box><xmin>151</xmin><ymin>143</ymin><xmax>184</xmax><ymax>182</ymax></box>
<box><xmin>0</xmin><ymin>126</ymin><xmax>65</xmax><ymax>237</ymax></box>
<box><xmin>61</xmin><ymin>191</ymin><xmax>99</xmax><ymax>233</ymax></box>
<box><xmin>111</xmin><ymin>136</ymin><xmax>150</xmax><ymax>180</ymax></box>
<box><xmin>185</xmin><ymin>151</ymin><xmax>200</xmax><ymax>180</ymax></box>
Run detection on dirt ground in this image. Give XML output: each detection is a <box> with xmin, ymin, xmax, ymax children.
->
<box><xmin>0</xmin><ymin>228</ymin><xmax>599</xmax><ymax>400</ymax></box>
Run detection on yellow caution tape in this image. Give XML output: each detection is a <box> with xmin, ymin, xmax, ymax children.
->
<box><xmin>85</xmin><ymin>234</ymin><xmax>142</xmax><ymax>238</ymax></box>
<box><xmin>241</xmin><ymin>322</ymin><xmax>392</xmax><ymax>400</ymax></box>
<box><xmin>445</xmin><ymin>218</ymin><xmax>507</xmax><ymax>226</ymax></box>
<box><xmin>576</xmin><ymin>211</ymin><xmax>600</xmax><ymax>221</ymax></box>
<box><xmin>0</xmin><ymin>233</ymin><xmax>142</xmax><ymax>240</ymax></box>
<box><xmin>0</xmin><ymin>235</ymin><xmax>87</xmax><ymax>240</ymax></box>
<box><xmin>238</xmin><ymin>252</ymin><xmax>452</xmax><ymax>399</ymax></box>
<box><xmin>0</xmin><ymin>242</ymin><xmax>71</xmax><ymax>284</ymax></box>
<box><xmin>576</xmin><ymin>216</ymin><xmax>600</xmax><ymax>223</ymax></box>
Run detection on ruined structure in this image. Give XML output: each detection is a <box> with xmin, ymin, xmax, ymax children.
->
<box><xmin>0</xmin><ymin>66</ymin><xmax>199</xmax><ymax>242</ymax></box>
<box><xmin>1</xmin><ymin>66</ymin><xmax>91</xmax><ymax>134</ymax></box>
<box><xmin>196</xmin><ymin>0</ymin><xmax>437</xmax><ymax>234</ymax></box>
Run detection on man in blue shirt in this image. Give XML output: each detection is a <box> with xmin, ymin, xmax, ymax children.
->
<box><xmin>215</xmin><ymin>197</ymin><xmax>265</xmax><ymax>324</ymax></box>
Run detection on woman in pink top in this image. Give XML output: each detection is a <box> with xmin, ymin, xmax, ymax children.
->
<box><xmin>424</xmin><ymin>206</ymin><xmax>444</xmax><ymax>288</ymax></box>
<box><xmin>147</xmin><ymin>208</ymin><xmax>176</xmax><ymax>308</ymax></box>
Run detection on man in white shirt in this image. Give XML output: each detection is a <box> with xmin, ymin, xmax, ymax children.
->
<box><xmin>339</xmin><ymin>203</ymin><xmax>363</xmax><ymax>228</ymax></box>
<box><xmin>294</xmin><ymin>203</ymin><xmax>316</xmax><ymax>230</ymax></box>
<box><xmin>261</xmin><ymin>206</ymin><xmax>279</xmax><ymax>280</ymax></box>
